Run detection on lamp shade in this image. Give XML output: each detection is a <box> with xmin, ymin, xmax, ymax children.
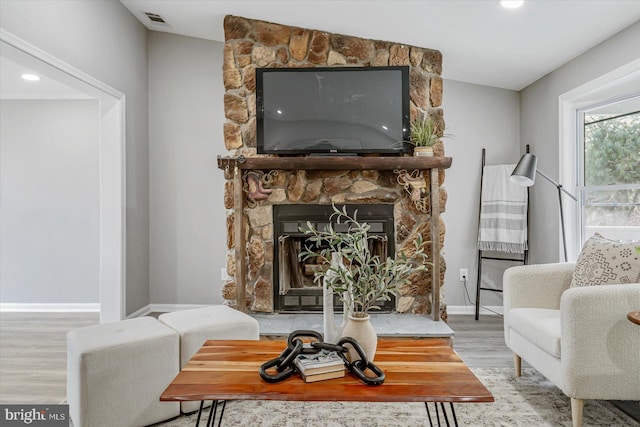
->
<box><xmin>510</xmin><ymin>153</ymin><xmax>537</xmax><ymax>187</ymax></box>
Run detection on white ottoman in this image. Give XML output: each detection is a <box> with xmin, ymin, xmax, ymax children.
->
<box><xmin>158</xmin><ymin>305</ymin><xmax>259</xmax><ymax>412</ymax></box>
<box><xmin>67</xmin><ymin>316</ymin><xmax>180</xmax><ymax>427</ymax></box>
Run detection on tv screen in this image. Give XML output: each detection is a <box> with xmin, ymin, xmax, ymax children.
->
<box><xmin>256</xmin><ymin>66</ymin><xmax>411</xmax><ymax>155</ymax></box>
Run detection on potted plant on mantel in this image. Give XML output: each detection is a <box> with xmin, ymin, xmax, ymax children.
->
<box><xmin>299</xmin><ymin>205</ymin><xmax>428</xmax><ymax>361</ymax></box>
<box><xmin>409</xmin><ymin>115</ymin><xmax>445</xmax><ymax>157</ymax></box>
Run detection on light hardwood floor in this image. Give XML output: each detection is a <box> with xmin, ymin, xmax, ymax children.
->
<box><xmin>0</xmin><ymin>313</ymin><xmax>507</xmax><ymax>404</ymax></box>
<box><xmin>1</xmin><ymin>312</ymin><xmax>637</xmax><ymax>422</ymax></box>
<box><xmin>0</xmin><ymin>312</ymin><xmax>99</xmax><ymax>404</ymax></box>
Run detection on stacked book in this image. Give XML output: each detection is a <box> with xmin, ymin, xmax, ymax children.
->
<box><xmin>294</xmin><ymin>350</ymin><xmax>346</xmax><ymax>383</ymax></box>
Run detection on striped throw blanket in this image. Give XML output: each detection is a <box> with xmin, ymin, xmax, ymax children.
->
<box><xmin>478</xmin><ymin>164</ymin><xmax>528</xmax><ymax>254</ymax></box>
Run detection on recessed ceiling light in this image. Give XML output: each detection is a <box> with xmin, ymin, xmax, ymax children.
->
<box><xmin>21</xmin><ymin>73</ymin><xmax>40</xmax><ymax>81</ymax></box>
<box><xmin>500</xmin><ymin>0</ymin><xmax>524</xmax><ymax>9</ymax></box>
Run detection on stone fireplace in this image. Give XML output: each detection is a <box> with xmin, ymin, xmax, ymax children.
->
<box><xmin>220</xmin><ymin>16</ymin><xmax>448</xmax><ymax>321</ymax></box>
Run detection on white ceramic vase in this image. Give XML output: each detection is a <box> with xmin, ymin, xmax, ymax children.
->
<box><xmin>341</xmin><ymin>314</ymin><xmax>377</xmax><ymax>362</ymax></box>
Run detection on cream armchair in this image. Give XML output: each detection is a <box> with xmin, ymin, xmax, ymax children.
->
<box><xmin>503</xmin><ymin>263</ymin><xmax>640</xmax><ymax>427</ymax></box>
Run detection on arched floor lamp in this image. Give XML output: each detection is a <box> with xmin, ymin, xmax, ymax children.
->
<box><xmin>510</xmin><ymin>153</ymin><xmax>578</xmax><ymax>262</ymax></box>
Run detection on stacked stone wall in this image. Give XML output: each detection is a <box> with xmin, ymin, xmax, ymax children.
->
<box><xmin>221</xmin><ymin>15</ymin><xmax>447</xmax><ymax>320</ymax></box>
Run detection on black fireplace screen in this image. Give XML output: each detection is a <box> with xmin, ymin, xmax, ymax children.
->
<box><xmin>273</xmin><ymin>204</ymin><xmax>395</xmax><ymax>312</ymax></box>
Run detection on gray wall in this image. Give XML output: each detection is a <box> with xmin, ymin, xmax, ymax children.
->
<box><xmin>0</xmin><ymin>100</ymin><xmax>100</xmax><ymax>303</ymax></box>
<box><xmin>1</xmin><ymin>0</ymin><xmax>149</xmax><ymax>315</ymax></box>
<box><xmin>520</xmin><ymin>21</ymin><xmax>640</xmax><ymax>265</ymax></box>
<box><xmin>8</xmin><ymin>3</ymin><xmax>633</xmax><ymax>311</ymax></box>
<box><xmin>148</xmin><ymin>32</ymin><xmax>227</xmax><ymax>305</ymax></box>
<box><xmin>145</xmin><ymin>34</ymin><xmax>522</xmax><ymax>309</ymax></box>
<box><xmin>146</xmin><ymin>34</ymin><xmax>522</xmax><ymax>309</ymax></box>
<box><xmin>441</xmin><ymin>80</ymin><xmax>521</xmax><ymax>309</ymax></box>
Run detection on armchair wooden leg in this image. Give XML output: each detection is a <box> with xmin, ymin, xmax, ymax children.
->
<box><xmin>513</xmin><ymin>353</ymin><xmax>521</xmax><ymax>377</ymax></box>
<box><xmin>571</xmin><ymin>398</ymin><xmax>584</xmax><ymax>427</ymax></box>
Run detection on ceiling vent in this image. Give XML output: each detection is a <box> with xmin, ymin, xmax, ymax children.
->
<box><xmin>143</xmin><ymin>11</ymin><xmax>170</xmax><ymax>27</ymax></box>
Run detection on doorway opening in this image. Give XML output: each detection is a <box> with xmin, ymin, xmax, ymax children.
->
<box><xmin>1</xmin><ymin>30</ymin><xmax>126</xmax><ymax>323</ymax></box>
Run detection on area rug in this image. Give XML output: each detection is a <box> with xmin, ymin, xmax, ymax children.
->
<box><xmin>155</xmin><ymin>368</ymin><xmax>638</xmax><ymax>426</ymax></box>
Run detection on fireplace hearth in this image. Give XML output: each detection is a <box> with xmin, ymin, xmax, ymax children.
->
<box><xmin>273</xmin><ymin>204</ymin><xmax>394</xmax><ymax>312</ymax></box>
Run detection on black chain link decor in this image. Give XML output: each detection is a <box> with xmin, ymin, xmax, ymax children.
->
<box><xmin>259</xmin><ymin>330</ymin><xmax>385</xmax><ymax>386</ymax></box>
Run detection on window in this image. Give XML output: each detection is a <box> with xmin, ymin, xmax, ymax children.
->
<box><xmin>577</xmin><ymin>96</ymin><xmax>640</xmax><ymax>245</ymax></box>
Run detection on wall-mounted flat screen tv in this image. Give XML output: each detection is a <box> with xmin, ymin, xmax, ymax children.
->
<box><xmin>256</xmin><ymin>66</ymin><xmax>411</xmax><ymax>155</ymax></box>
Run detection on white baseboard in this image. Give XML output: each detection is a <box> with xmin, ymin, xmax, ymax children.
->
<box><xmin>126</xmin><ymin>304</ymin><xmax>151</xmax><ymax>319</ymax></box>
<box><xmin>0</xmin><ymin>303</ymin><xmax>100</xmax><ymax>312</ymax></box>
<box><xmin>447</xmin><ymin>305</ymin><xmax>503</xmax><ymax>316</ymax></box>
<box><xmin>149</xmin><ymin>304</ymin><xmax>208</xmax><ymax>314</ymax></box>
<box><xmin>0</xmin><ymin>303</ymin><xmax>211</xmax><ymax>317</ymax></box>
<box><xmin>127</xmin><ymin>304</ymin><xmax>211</xmax><ymax>318</ymax></box>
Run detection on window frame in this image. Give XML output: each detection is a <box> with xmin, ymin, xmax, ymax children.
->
<box><xmin>559</xmin><ymin>61</ymin><xmax>640</xmax><ymax>261</ymax></box>
<box><xmin>574</xmin><ymin>95</ymin><xmax>640</xmax><ymax>251</ymax></box>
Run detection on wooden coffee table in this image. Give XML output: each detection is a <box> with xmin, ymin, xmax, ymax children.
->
<box><xmin>161</xmin><ymin>338</ymin><xmax>493</xmax><ymax>426</ymax></box>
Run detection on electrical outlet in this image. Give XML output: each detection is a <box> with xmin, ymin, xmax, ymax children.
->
<box><xmin>459</xmin><ymin>268</ymin><xmax>468</xmax><ymax>282</ymax></box>
<box><xmin>221</xmin><ymin>268</ymin><xmax>228</xmax><ymax>280</ymax></box>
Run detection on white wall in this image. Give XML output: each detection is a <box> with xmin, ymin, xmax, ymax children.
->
<box><xmin>441</xmin><ymin>80</ymin><xmax>521</xmax><ymax>310</ymax></box>
<box><xmin>148</xmin><ymin>32</ymin><xmax>227</xmax><ymax>305</ymax></box>
<box><xmin>0</xmin><ymin>100</ymin><xmax>99</xmax><ymax>303</ymax></box>
<box><xmin>520</xmin><ymin>21</ymin><xmax>640</xmax><ymax>265</ymax></box>
<box><xmin>0</xmin><ymin>0</ymin><xmax>149</xmax><ymax>315</ymax></box>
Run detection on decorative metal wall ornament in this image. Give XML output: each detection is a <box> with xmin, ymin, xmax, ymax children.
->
<box><xmin>243</xmin><ymin>170</ymin><xmax>279</xmax><ymax>207</ymax></box>
<box><xmin>395</xmin><ymin>169</ymin><xmax>429</xmax><ymax>213</ymax></box>
<box><xmin>262</xmin><ymin>170</ymin><xmax>278</xmax><ymax>186</ymax></box>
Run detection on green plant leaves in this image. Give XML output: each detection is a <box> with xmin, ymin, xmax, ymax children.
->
<box><xmin>299</xmin><ymin>204</ymin><xmax>429</xmax><ymax>316</ymax></box>
<box><xmin>410</xmin><ymin>116</ymin><xmax>441</xmax><ymax>147</ymax></box>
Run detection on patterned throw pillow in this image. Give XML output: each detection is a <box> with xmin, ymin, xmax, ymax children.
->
<box><xmin>571</xmin><ymin>233</ymin><xmax>640</xmax><ymax>287</ymax></box>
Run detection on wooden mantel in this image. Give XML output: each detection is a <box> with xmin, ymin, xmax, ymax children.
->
<box><xmin>217</xmin><ymin>155</ymin><xmax>453</xmax><ymax>321</ymax></box>
<box><xmin>218</xmin><ymin>155</ymin><xmax>451</xmax><ymax>172</ymax></box>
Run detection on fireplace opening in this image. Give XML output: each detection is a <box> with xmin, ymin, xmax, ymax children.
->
<box><xmin>273</xmin><ymin>204</ymin><xmax>395</xmax><ymax>313</ymax></box>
